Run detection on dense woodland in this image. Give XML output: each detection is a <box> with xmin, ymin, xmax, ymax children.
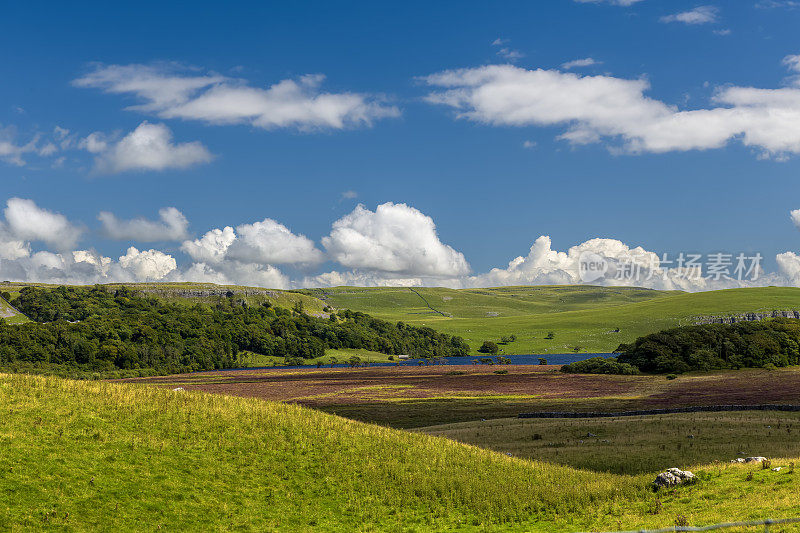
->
<box><xmin>0</xmin><ymin>286</ymin><xmax>469</xmax><ymax>377</ymax></box>
<box><xmin>613</xmin><ymin>319</ymin><xmax>800</xmax><ymax>373</ymax></box>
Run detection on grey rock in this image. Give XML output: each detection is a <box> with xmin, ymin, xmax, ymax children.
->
<box><xmin>653</xmin><ymin>468</ymin><xmax>696</xmax><ymax>488</ymax></box>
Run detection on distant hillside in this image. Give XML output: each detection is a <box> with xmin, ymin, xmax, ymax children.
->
<box><xmin>299</xmin><ymin>285</ymin><xmax>800</xmax><ymax>354</ymax></box>
<box><xmin>0</xmin><ymin>285</ymin><xmax>469</xmax><ymax>378</ymax></box>
<box><xmin>3</xmin><ymin>373</ymin><xmax>799</xmax><ymax>531</ymax></box>
<box><xmin>1</xmin><ymin>281</ymin><xmax>327</xmax><ymax>316</ymax></box>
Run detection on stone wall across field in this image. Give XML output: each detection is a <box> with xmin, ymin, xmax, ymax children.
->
<box><xmin>518</xmin><ymin>404</ymin><xmax>800</xmax><ymax>419</ymax></box>
<box><xmin>693</xmin><ymin>309</ymin><xmax>800</xmax><ymax>325</ymax></box>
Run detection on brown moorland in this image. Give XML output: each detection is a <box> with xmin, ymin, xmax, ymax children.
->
<box><xmin>119</xmin><ymin>365</ymin><xmax>800</xmax><ymax>428</ymax></box>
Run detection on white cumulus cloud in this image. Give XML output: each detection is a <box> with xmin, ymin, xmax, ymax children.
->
<box><xmin>181</xmin><ymin>226</ymin><xmax>237</xmax><ymax>264</ymax></box>
<box><xmin>4</xmin><ymin>198</ymin><xmax>82</xmax><ymax>250</ymax></box>
<box><xmin>322</xmin><ymin>202</ymin><xmax>470</xmax><ymax>277</ymax></box>
<box><xmin>181</xmin><ymin>220</ymin><xmax>322</xmax><ymax>266</ymax></box>
<box><xmin>74</xmin><ymin>64</ymin><xmax>399</xmax><ymax>131</ymax></box>
<box><xmin>423</xmin><ymin>60</ymin><xmax>800</xmax><ymax>158</ymax></box>
<box><xmin>99</xmin><ymin>207</ymin><xmax>190</xmax><ymax>242</ymax></box>
<box><xmin>227</xmin><ymin>219</ymin><xmax>323</xmax><ymax>265</ymax></box>
<box><xmin>87</xmin><ymin>121</ymin><xmax>212</xmax><ymax>174</ymax></box>
<box><xmin>117</xmin><ymin>246</ymin><xmax>177</xmax><ymax>281</ymax></box>
<box><xmin>790</xmin><ymin>208</ymin><xmax>800</xmax><ymax>230</ymax></box>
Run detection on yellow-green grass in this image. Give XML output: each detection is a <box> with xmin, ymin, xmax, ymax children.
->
<box><xmin>0</xmin><ymin>295</ymin><xmax>28</xmax><ymax>325</ymax></box>
<box><xmin>418</xmin><ymin>411</ymin><xmax>800</xmax><ymax>475</ymax></box>
<box><xmin>305</xmin><ymin>285</ymin><xmax>800</xmax><ymax>354</ymax></box>
<box><xmin>2</xmin><ymin>373</ymin><xmax>800</xmax><ymax>531</ymax></box>
<box><xmin>238</xmin><ymin>348</ymin><xmax>397</xmax><ymax>367</ymax></box>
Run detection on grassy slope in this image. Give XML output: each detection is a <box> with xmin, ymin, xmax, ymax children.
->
<box><xmin>2</xmin><ymin>374</ymin><xmax>800</xmax><ymax>532</ymax></box>
<box><xmin>238</xmin><ymin>348</ymin><xmax>397</xmax><ymax>367</ymax></box>
<box><xmin>0</xmin><ymin>295</ymin><xmax>28</xmax><ymax>324</ymax></box>
<box><xmin>304</xmin><ymin>286</ymin><xmax>800</xmax><ymax>354</ymax></box>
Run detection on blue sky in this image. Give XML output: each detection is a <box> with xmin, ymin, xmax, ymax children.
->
<box><xmin>3</xmin><ymin>0</ymin><xmax>800</xmax><ymax>290</ymax></box>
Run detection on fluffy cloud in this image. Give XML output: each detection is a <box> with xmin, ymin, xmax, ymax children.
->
<box><xmin>177</xmin><ymin>218</ymin><xmax>320</xmax><ymax>289</ymax></box>
<box><xmin>179</xmin><ymin>261</ymin><xmax>289</xmax><ymax>289</ymax></box>
<box><xmin>0</xmin><ymin>222</ymin><xmax>30</xmax><ymax>260</ymax></box>
<box><xmin>181</xmin><ymin>219</ymin><xmax>322</xmax><ymax>266</ymax></box>
<box><xmin>0</xmin><ymin>248</ymin><xmax>177</xmax><ymax>285</ymax></box>
<box><xmin>301</xmin><ymin>270</ymin><xmax>427</xmax><ymax>288</ymax></box>
<box><xmin>4</xmin><ymin>198</ymin><xmax>82</xmax><ymax>250</ymax></box>
<box><xmin>791</xmin><ymin>208</ymin><xmax>800</xmax><ymax>230</ymax></box>
<box><xmin>6</xmin><ymin>197</ymin><xmax>800</xmax><ymax>293</ymax></box>
<box><xmin>99</xmin><ymin>207</ymin><xmax>190</xmax><ymax>242</ymax></box>
<box><xmin>423</xmin><ymin>60</ymin><xmax>800</xmax><ymax>158</ymax></box>
<box><xmin>776</xmin><ymin>251</ymin><xmax>800</xmax><ymax>285</ymax></box>
<box><xmin>74</xmin><ymin>64</ymin><xmax>399</xmax><ymax>131</ymax></box>
<box><xmin>468</xmin><ymin>235</ymin><xmax>771</xmax><ymax>292</ymax></box>
<box><xmin>561</xmin><ymin>58</ymin><xmax>601</xmax><ymax>70</ymax></box>
<box><xmin>181</xmin><ymin>226</ymin><xmax>236</xmax><ymax>264</ymax></box>
<box><xmin>322</xmin><ymin>202</ymin><xmax>470</xmax><ymax>277</ymax></box>
<box><xmin>117</xmin><ymin>246</ymin><xmax>177</xmax><ymax>281</ymax></box>
<box><xmin>87</xmin><ymin>122</ymin><xmax>213</xmax><ymax>174</ymax></box>
<box><xmin>227</xmin><ymin>219</ymin><xmax>323</xmax><ymax>265</ymax></box>
<box><xmin>660</xmin><ymin>6</ymin><xmax>719</xmax><ymax>25</ymax></box>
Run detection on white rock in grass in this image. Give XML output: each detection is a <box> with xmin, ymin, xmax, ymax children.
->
<box><xmin>172</xmin><ymin>387</ymin><xmax>185</xmax><ymax>392</ymax></box>
<box><xmin>653</xmin><ymin>468</ymin><xmax>696</xmax><ymax>488</ymax></box>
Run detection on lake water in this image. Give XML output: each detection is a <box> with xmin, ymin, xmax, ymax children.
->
<box><xmin>232</xmin><ymin>352</ymin><xmax>613</xmax><ymax>371</ymax></box>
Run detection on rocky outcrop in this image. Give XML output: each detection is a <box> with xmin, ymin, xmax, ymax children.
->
<box><xmin>693</xmin><ymin>309</ymin><xmax>800</xmax><ymax>325</ymax></box>
<box><xmin>653</xmin><ymin>468</ymin><xmax>696</xmax><ymax>488</ymax></box>
<box><xmin>140</xmin><ymin>288</ymin><xmax>280</xmax><ymax>299</ymax></box>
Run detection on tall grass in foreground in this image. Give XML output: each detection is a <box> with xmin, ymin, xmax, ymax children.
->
<box><xmin>1</xmin><ymin>374</ymin><xmax>799</xmax><ymax>531</ymax></box>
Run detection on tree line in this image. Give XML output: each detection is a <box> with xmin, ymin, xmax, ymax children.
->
<box><xmin>613</xmin><ymin>319</ymin><xmax>800</xmax><ymax>373</ymax></box>
<box><xmin>561</xmin><ymin>319</ymin><xmax>800</xmax><ymax>375</ymax></box>
<box><xmin>0</xmin><ymin>286</ymin><xmax>469</xmax><ymax>376</ymax></box>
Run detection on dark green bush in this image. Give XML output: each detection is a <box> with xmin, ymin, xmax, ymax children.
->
<box><xmin>560</xmin><ymin>357</ymin><xmax>639</xmax><ymax>375</ymax></box>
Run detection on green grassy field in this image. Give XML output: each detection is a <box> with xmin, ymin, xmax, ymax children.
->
<box><xmin>302</xmin><ymin>285</ymin><xmax>800</xmax><ymax>354</ymax></box>
<box><xmin>3</xmin><ymin>373</ymin><xmax>800</xmax><ymax>531</ymax></box>
<box><xmin>238</xmin><ymin>348</ymin><xmax>398</xmax><ymax>367</ymax></box>
<box><xmin>0</xmin><ymin>295</ymin><xmax>28</xmax><ymax>324</ymax></box>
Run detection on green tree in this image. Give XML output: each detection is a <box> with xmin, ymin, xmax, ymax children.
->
<box><xmin>478</xmin><ymin>341</ymin><xmax>499</xmax><ymax>355</ymax></box>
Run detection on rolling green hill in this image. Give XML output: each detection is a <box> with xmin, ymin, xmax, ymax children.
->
<box><xmin>6</xmin><ymin>282</ymin><xmax>800</xmax><ymax>356</ymax></box>
<box><xmin>0</xmin><ymin>294</ymin><xmax>28</xmax><ymax>325</ymax></box>
<box><xmin>1</xmin><ymin>281</ymin><xmax>328</xmax><ymax>316</ymax></box>
<box><xmin>301</xmin><ymin>285</ymin><xmax>800</xmax><ymax>354</ymax></box>
<box><xmin>2</xmin><ymin>373</ymin><xmax>799</xmax><ymax>531</ymax></box>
